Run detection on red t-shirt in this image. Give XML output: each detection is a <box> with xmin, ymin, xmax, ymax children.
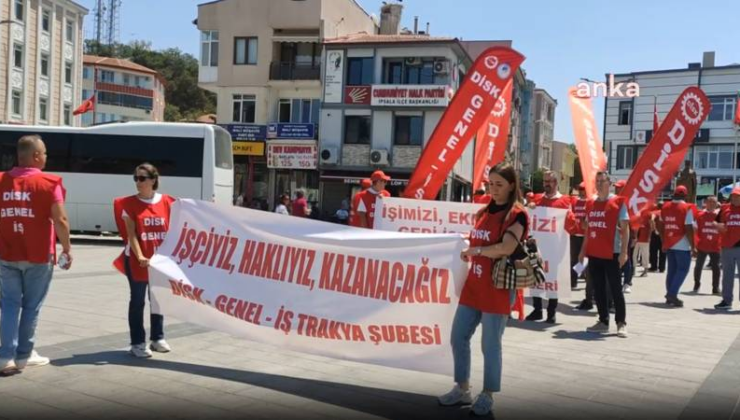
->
<box><xmin>292</xmin><ymin>197</ymin><xmax>308</xmax><ymax>218</ymax></box>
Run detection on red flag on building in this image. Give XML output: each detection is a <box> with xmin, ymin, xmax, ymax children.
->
<box><xmin>472</xmin><ymin>80</ymin><xmax>513</xmax><ymax>192</ymax></box>
<box><xmin>620</xmin><ymin>87</ymin><xmax>711</xmax><ymax>226</ymax></box>
<box><xmin>403</xmin><ymin>47</ymin><xmax>525</xmax><ymax>200</ymax></box>
<box><xmin>735</xmin><ymin>93</ymin><xmax>740</xmax><ymax>125</ymax></box>
<box><xmin>73</xmin><ymin>94</ymin><xmax>95</xmax><ymax>115</ymax></box>
<box><xmin>653</xmin><ymin>96</ymin><xmax>660</xmax><ymax>133</ymax></box>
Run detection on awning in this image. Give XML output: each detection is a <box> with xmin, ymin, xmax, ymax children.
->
<box><xmin>272</xmin><ymin>36</ymin><xmax>319</xmax><ymax>43</ymax></box>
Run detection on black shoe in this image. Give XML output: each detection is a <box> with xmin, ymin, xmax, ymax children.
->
<box><xmin>693</xmin><ymin>284</ymin><xmax>700</xmax><ymax>293</ymax></box>
<box><xmin>575</xmin><ymin>300</ymin><xmax>593</xmax><ymax>311</ymax></box>
<box><xmin>715</xmin><ymin>300</ymin><xmax>732</xmax><ymax>310</ymax></box>
<box><xmin>525</xmin><ymin>310</ymin><xmax>543</xmax><ymax>321</ymax></box>
<box><xmin>545</xmin><ymin>316</ymin><xmax>556</xmax><ymax>324</ymax></box>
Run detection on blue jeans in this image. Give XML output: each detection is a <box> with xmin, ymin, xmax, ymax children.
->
<box><xmin>451</xmin><ymin>298</ymin><xmax>513</xmax><ymax>392</ymax></box>
<box><xmin>125</xmin><ymin>257</ymin><xmax>164</xmax><ymax>345</ymax></box>
<box><xmin>665</xmin><ymin>250</ymin><xmax>691</xmax><ymax>298</ymax></box>
<box><xmin>0</xmin><ymin>259</ymin><xmax>54</xmax><ymax>360</ymax></box>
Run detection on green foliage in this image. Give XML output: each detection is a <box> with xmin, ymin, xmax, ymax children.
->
<box><xmin>531</xmin><ymin>169</ymin><xmax>544</xmax><ymax>193</ymax></box>
<box><xmin>85</xmin><ymin>40</ymin><xmax>216</xmax><ymax>122</ymax></box>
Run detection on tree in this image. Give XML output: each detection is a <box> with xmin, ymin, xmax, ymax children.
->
<box><xmin>531</xmin><ymin>169</ymin><xmax>544</xmax><ymax>193</ymax></box>
<box><xmin>84</xmin><ymin>40</ymin><xmax>216</xmax><ymax>122</ymax></box>
<box><xmin>569</xmin><ymin>143</ymin><xmax>583</xmax><ymax>189</ymax></box>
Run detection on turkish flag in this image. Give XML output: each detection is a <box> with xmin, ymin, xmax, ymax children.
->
<box><xmin>73</xmin><ymin>95</ymin><xmax>95</xmax><ymax>115</ymax></box>
<box><xmin>735</xmin><ymin>93</ymin><xmax>740</xmax><ymax>125</ymax></box>
<box><xmin>620</xmin><ymin>87</ymin><xmax>711</xmax><ymax>226</ymax></box>
<box><xmin>472</xmin><ymin>81</ymin><xmax>513</xmax><ymax>192</ymax></box>
<box><xmin>404</xmin><ymin>47</ymin><xmax>525</xmax><ymax>200</ymax></box>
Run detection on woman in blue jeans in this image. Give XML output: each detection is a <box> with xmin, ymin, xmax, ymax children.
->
<box><xmin>438</xmin><ymin>163</ymin><xmax>528</xmax><ymax>417</ymax></box>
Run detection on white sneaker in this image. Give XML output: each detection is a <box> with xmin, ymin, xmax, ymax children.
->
<box><xmin>130</xmin><ymin>343</ymin><xmax>153</xmax><ymax>358</ymax></box>
<box><xmin>617</xmin><ymin>323</ymin><xmax>628</xmax><ymax>338</ymax></box>
<box><xmin>1</xmin><ymin>358</ymin><xmax>19</xmax><ymax>375</ymax></box>
<box><xmin>470</xmin><ymin>392</ymin><xmax>494</xmax><ymax>416</ymax></box>
<box><xmin>623</xmin><ymin>284</ymin><xmax>632</xmax><ymax>294</ymax></box>
<box><xmin>15</xmin><ymin>351</ymin><xmax>50</xmax><ymax>370</ymax></box>
<box><xmin>150</xmin><ymin>339</ymin><xmax>171</xmax><ymax>353</ymax></box>
<box><xmin>438</xmin><ymin>384</ymin><xmax>473</xmax><ymax>406</ymax></box>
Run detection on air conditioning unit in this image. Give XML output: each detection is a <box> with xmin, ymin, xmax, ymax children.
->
<box><xmin>433</xmin><ymin>60</ymin><xmax>449</xmax><ymax>74</ymax></box>
<box><xmin>404</xmin><ymin>57</ymin><xmax>422</xmax><ymax>66</ymax></box>
<box><xmin>320</xmin><ymin>147</ymin><xmax>339</xmax><ymax>165</ymax></box>
<box><xmin>370</xmin><ymin>149</ymin><xmax>389</xmax><ymax>166</ymax></box>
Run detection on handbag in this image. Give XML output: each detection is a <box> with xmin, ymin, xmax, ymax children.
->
<box><xmin>491</xmin><ymin>218</ymin><xmax>547</xmax><ymax>290</ymax></box>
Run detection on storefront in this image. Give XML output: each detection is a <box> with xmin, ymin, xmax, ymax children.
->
<box><xmin>222</xmin><ymin>123</ymin><xmax>269</xmax><ymax>209</ymax></box>
<box><xmin>266</xmin><ymin>123</ymin><xmax>320</xmax><ymax>214</ymax></box>
<box><xmin>319</xmin><ymin>171</ymin><xmax>410</xmax><ymax>218</ymax></box>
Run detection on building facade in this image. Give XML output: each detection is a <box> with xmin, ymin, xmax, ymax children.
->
<box><xmin>0</xmin><ymin>0</ymin><xmax>87</xmax><ymax>126</ymax></box>
<box><xmin>518</xmin><ymin>79</ymin><xmax>536</xmax><ymax>184</ymax></box>
<box><xmin>604</xmin><ymin>52</ymin><xmax>740</xmax><ymax>199</ymax></box>
<box><xmin>551</xmin><ymin>140</ymin><xmax>576</xmax><ymax>194</ymax></box>
<box><xmin>319</xmin><ymin>33</ymin><xmax>474</xmax><ymax>215</ymax></box>
<box><xmin>532</xmin><ymin>88</ymin><xmax>557</xmax><ymax>171</ymax></box>
<box><xmin>196</xmin><ymin>0</ymin><xmax>376</xmax><ymax>211</ymax></box>
<box><xmin>80</xmin><ymin>55</ymin><xmax>165</xmax><ymax>126</ymax></box>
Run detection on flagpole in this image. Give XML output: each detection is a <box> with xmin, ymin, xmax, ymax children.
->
<box><xmin>93</xmin><ymin>65</ymin><xmax>97</xmax><ymax>125</ymax></box>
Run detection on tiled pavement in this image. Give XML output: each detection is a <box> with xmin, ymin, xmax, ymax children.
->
<box><xmin>1</xmin><ymin>242</ymin><xmax>740</xmax><ymax>419</ymax></box>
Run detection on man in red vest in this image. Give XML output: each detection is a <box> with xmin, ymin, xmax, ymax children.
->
<box><xmin>633</xmin><ymin>208</ymin><xmax>653</xmax><ymax>277</ymax></box>
<box><xmin>714</xmin><ymin>187</ymin><xmax>740</xmax><ymax>310</ymax></box>
<box><xmin>349</xmin><ymin>178</ymin><xmax>371</xmax><ymax>227</ymax></box>
<box><xmin>526</xmin><ymin>171</ymin><xmax>572</xmax><ymax>324</ymax></box>
<box><xmin>659</xmin><ymin>186</ymin><xmax>696</xmax><ymax>307</ymax></box>
<box><xmin>694</xmin><ymin>195</ymin><xmax>721</xmax><ymax>295</ymax></box>
<box><xmin>0</xmin><ymin>135</ymin><xmax>72</xmax><ymax>374</ymax></box>
<box><xmin>571</xmin><ymin>183</ymin><xmax>596</xmax><ymax>311</ymax></box>
<box><xmin>357</xmin><ymin>170</ymin><xmax>391</xmax><ymax>229</ymax></box>
<box><xmin>579</xmin><ymin>171</ymin><xmax>629</xmax><ymax>338</ymax></box>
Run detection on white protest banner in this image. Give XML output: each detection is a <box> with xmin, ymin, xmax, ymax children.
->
<box><xmin>149</xmin><ymin>200</ymin><xmax>467</xmax><ymax>375</ymax></box>
<box><xmin>528</xmin><ymin>207</ymin><xmax>570</xmax><ymax>300</ymax></box>
<box><xmin>373</xmin><ymin>196</ymin><xmax>484</xmax><ymax>234</ymax></box>
<box><xmin>374</xmin><ymin>198</ymin><xmax>570</xmax><ymax>299</ymax></box>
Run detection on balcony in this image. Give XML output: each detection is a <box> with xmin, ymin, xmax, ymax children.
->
<box><xmin>270</xmin><ymin>62</ymin><xmax>320</xmax><ymax>81</ymax></box>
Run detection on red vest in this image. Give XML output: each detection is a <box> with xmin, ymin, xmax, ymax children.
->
<box><xmin>356</xmin><ymin>189</ymin><xmax>389</xmax><ymax>229</ymax></box>
<box><xmin>696</xmin><ymin>210</ymin><xmax>721</xmax><ymax>253</ymax></box>
<box><xmin>349</xmin><ymin>191</ymin><xmax>364</xmax><ymax>227</ymax></box>
<box><xmin>720</xmin><ymin>204</ymin><xmax>740</xmax><ymax>249</ymax></box>
<box><xmin>584</xmin><ymin>196</ymin><xmax>623</xmax><ymax>260</ymax></box>
<box><xmin>566</xmin><ymin>197</ymin><xmax>588</xmax><ymax>236</ymax></box>
<box><xmin>535</xmin><ymin>193</ymin><xmax>572</xmax><ymax>210</ymax></box>
<box><xmin>636</xmin><ymin>211</ymin><xmax>652</xmax><ymax>243</ymax></box>
<box><xmin>0</xmin><ymin>172</ymin><xmax>63</xmax><ymax>264</ymax></box>
<box><xmin>460</xmin><ymin>205</ymin><xmax>528</xmax><ymax>315</ymax></box>
<box><xmin>661</xmin><ymin>201</ymin><xmax>690</xmax><ymax>251</ymax></box>
<box><xmin>117</xmin><ymin>194</ymin><xmax>175</xmax><ymax>282</ymax></box>
<box><xmin>472</xmin><ymin>194</ymin><xmax>491</xmax><ymax>204</ymax></box>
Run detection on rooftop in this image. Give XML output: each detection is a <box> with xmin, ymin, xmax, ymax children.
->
<box><xmin>324</xmin><ymin>32</ymin><xmax>457</xmax><ymax>45</ymax></box>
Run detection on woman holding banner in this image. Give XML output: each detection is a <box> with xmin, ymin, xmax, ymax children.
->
<box><xmin>113</xmin><ymin>163</ymin><xmax>175</xmax><ymax>358</ymax></box>
<box><xmin>438</xmin><ymin>163</ymin><xmax>528</xmax><ymax>417</ymax></box>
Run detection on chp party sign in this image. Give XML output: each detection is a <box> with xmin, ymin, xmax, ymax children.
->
<box><xmin>149</xmin><ymin>200</ymin><xmax>467</xmax><ymax>375</ymax></box>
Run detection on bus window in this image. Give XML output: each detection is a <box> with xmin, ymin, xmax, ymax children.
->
<box><xmin>213</xmin><ymin>127</ymin><xmax>233</xmax><ymax>170</ymax></box>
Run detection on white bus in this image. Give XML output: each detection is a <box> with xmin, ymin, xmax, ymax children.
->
<box><xmin>0</xmin><ymin>122</ymin><xmax>234</xmax><ymax>233</ymax></box>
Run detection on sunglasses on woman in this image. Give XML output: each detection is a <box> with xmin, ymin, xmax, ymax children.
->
<box><xmin>133</xmin><ymin>175</ymin><xmax>152</xmax><ymax>182</ymax></box>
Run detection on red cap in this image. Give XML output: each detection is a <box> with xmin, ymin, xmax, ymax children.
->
<box><xmin>674</xmin><ymin>185</ymin><xmax>688</xmax><ymax>196</ymax></box>
<box><xmin>578</xmin><ymin>182</ymin><xmax>585</xmax><ymax>190</ymax></box>
<box><xmin>360</xmin><ymin>178</ymin><xmax>372</xmax><ymax>189</ymax></box>
<box><xmin>732</xmin><ymin>187</ymin><xmax>740</xmax><ymax>196</ymax></box>
<box><xmin>371</xmin><ymin>170</ymin><xmax>391</xmax><ymax>182</ymax></box>
<box><xmin>614</xmin><ymin>180</ymin><xmax>626</xmax><ymax>189</ymax></box>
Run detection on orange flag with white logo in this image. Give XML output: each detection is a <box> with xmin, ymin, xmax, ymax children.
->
<box><xmin>568</xmin><ymin>88</ymin><xmax>607</xmax><ymax>198</ymax></box>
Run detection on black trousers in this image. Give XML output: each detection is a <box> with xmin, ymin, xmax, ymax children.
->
<box><xmin>588</xmin><ymin>255</ymin><xmax>626</xmax><ymax>325</ymax></box>
<box><xmin>531</xmin><ymin>297</ymin><xmax>558</xmax><ymax>315</ymax></box>
<box><xmin>649</xmin><ymin>233</ymin><xmax>666</xmax><ymax>271</ymax></box>
<box><xmin>570</xmin><ymin>235</ymin><xmax>585</xmax><ymax>289</ymax></box>
<box><xmin>694</xmin><ymin>251</ymin><xmax>720</xmax><ymax>291</ymax></box>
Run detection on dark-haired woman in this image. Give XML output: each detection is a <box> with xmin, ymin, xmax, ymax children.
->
<box><xmin>115</xmin><ymin>163</ymin><xmax>175</xmax><ymax>358</ymax></box>
<box><xmin>438</xmin><ymin>163</ymin><xmax>529</xmax><ymax>417</ymax></box>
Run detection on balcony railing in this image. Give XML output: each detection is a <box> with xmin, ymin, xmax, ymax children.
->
<box><xmin>270</xmin><ymin>62</ymin><xmax>320</xmax><ymax>81</ymax></box>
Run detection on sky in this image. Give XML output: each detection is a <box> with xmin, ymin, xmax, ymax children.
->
<box><xmin>75</xmin><ymin>0</ymin><xmax>740</xmax><ymax>144</ymax></box>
